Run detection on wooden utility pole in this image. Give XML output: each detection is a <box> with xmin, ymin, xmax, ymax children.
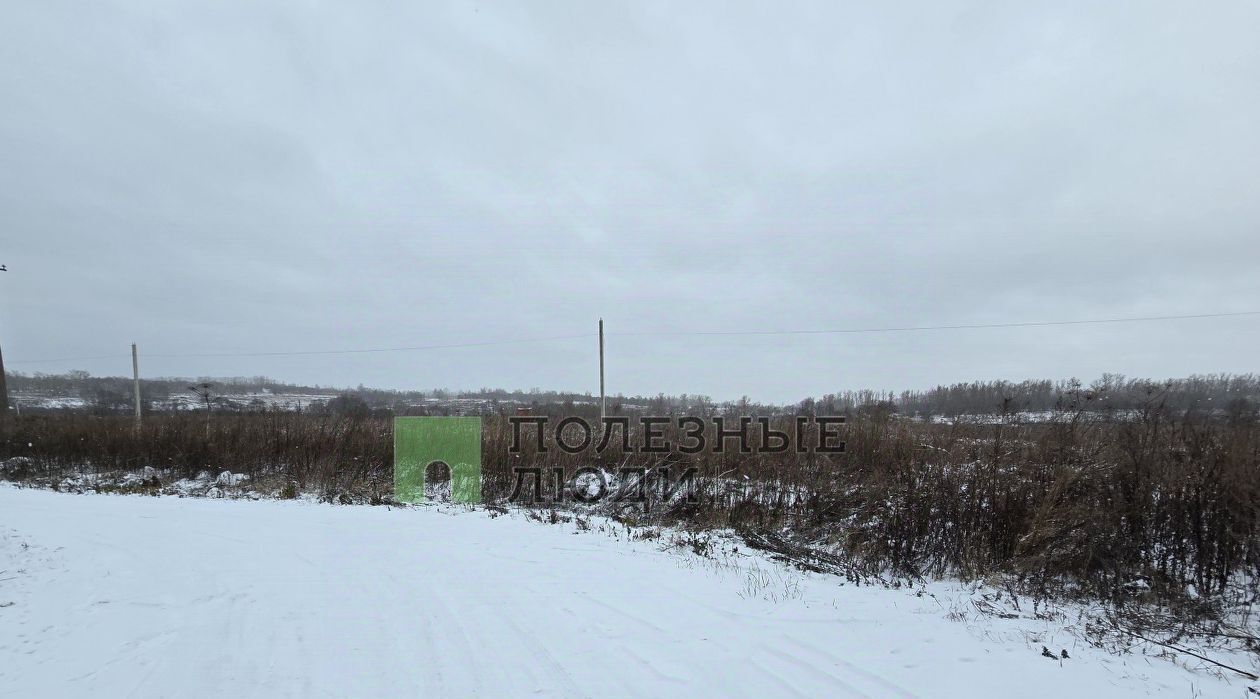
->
<box><xmin>131</xmin><ymin>343</ymin><xmax>142</xmax><ymax>430</ymax></box>
<box><xmin>599</xmin><ymin>318</ymin><xmax>606</xmax><ymax>422</ymax></box>
<box><xmin>189</xmin><ymin>383</ymin><xmax>213</xmax><ymax>439</ymax></box>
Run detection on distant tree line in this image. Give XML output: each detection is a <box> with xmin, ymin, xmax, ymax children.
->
<box><xmin>5</xmin><ymin>370</ymin><xmax>1258</xmax><ymax>419</ymax></box>
<box><xmin>890</xmin><ymin>373</ymin><xmax>1260</xmax><ymax>417</ymax></box>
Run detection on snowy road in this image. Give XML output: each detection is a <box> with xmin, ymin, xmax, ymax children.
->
<box><xmin>0</xmin><ymin>487</ymin><xmax>1242</xmax><ymax>697</ymax></box>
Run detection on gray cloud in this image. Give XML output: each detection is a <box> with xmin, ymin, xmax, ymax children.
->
<box><xmin>3</xmin><ymin>0</ymin><xmax>1258</xmax><ymax>402</ymax></box>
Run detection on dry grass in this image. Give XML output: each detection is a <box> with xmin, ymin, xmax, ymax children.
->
<box><xmin>2</xmin><ymin>401</ymin><xmax>1257</xmax><ymax>612</ymax></box>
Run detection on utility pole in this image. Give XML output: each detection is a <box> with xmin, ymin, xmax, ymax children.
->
<box><xmin>189</xmin><ymin>382</ymin><xmax>214</xmax><ymax>439</ymax></box>
<box><xmin>0</xmin><ymin>263</ymin><xmax>8</xmax><ymax>420</ymax></box>
<box><xmin>131</xmin><ymin>343</ymin><xmax>142</xmax><ymax>431</ymax></box>
<box><xmin>0</xmin><ymin>341</ymin><xmax>8</xmax><ymax>421</ymax></box>
<box><xmin>599</xmin><ymin>318</ymin><xmax>605</xmax><ymax>422</ymax></box>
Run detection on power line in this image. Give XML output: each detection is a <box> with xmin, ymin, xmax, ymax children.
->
<box><xmin>609</xmin><ymin>311</ymin><xmax>1260</xmax><ymax>337</ymax></box>
<box><xmin>7</xmin><ymin>334</ymin><xmax>595</xmax><ymax>365</ymax></box>
<box><xmin>143</xmin><ymin>333</ymin><xmax>596</xmax><ymax>359</ymax></box>
<box><xmin>8</xmin><ymin>353</ymin><xmax>131</xmax><ymax>365</ymax></box>
<box><xmin>6</xmin><ymin>310</ymin><xmax>1258</xmax><ymax>365</ymax></box>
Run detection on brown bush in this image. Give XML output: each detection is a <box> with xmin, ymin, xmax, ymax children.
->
<box><xmin>2</xmin><ymin>403</ymin><xmax>1256</xmax><ymax>608</ymax></box>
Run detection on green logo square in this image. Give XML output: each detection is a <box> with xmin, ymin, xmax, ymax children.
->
<box><xmin>394</xmin><ymin>416</ymin><xmax>482</xmax><ymax>503</ymax></box>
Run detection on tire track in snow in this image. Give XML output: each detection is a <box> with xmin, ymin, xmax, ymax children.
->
<box><xmin>779</xmin><ymin>634</ymin><xmax>919</xmax><ymax>698</ymax></box>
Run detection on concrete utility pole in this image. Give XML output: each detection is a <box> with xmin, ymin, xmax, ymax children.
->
<box><xmin>0</xmin><ymin>342</ymin><xmax>8</xmax><ymax>420</ymax></box>
<box><xmin>0</xmin><ymin>263</ymin><xmax>8</xmax><ymax>419</ymax></box>
<box><xmin>132</xmin><ymin>343</ymin><xmax>142</xmax><ymax>431</ymax></box>
<box><xmin>599</xmin><ymin>318</ymin><xmax>606</xmax><ymax>422</ymax></box>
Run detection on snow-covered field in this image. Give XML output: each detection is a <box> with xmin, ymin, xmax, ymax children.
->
<box><xmin>0</xmin><ymin>486</ymin><xmax>1250</xmax><ymax>698</ymax></box>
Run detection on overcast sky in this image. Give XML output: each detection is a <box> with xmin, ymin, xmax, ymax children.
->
<box><xmin>2</xmin><ymin>1</ymin><xmax>1258</xmax><ymax>403</ymax></box>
